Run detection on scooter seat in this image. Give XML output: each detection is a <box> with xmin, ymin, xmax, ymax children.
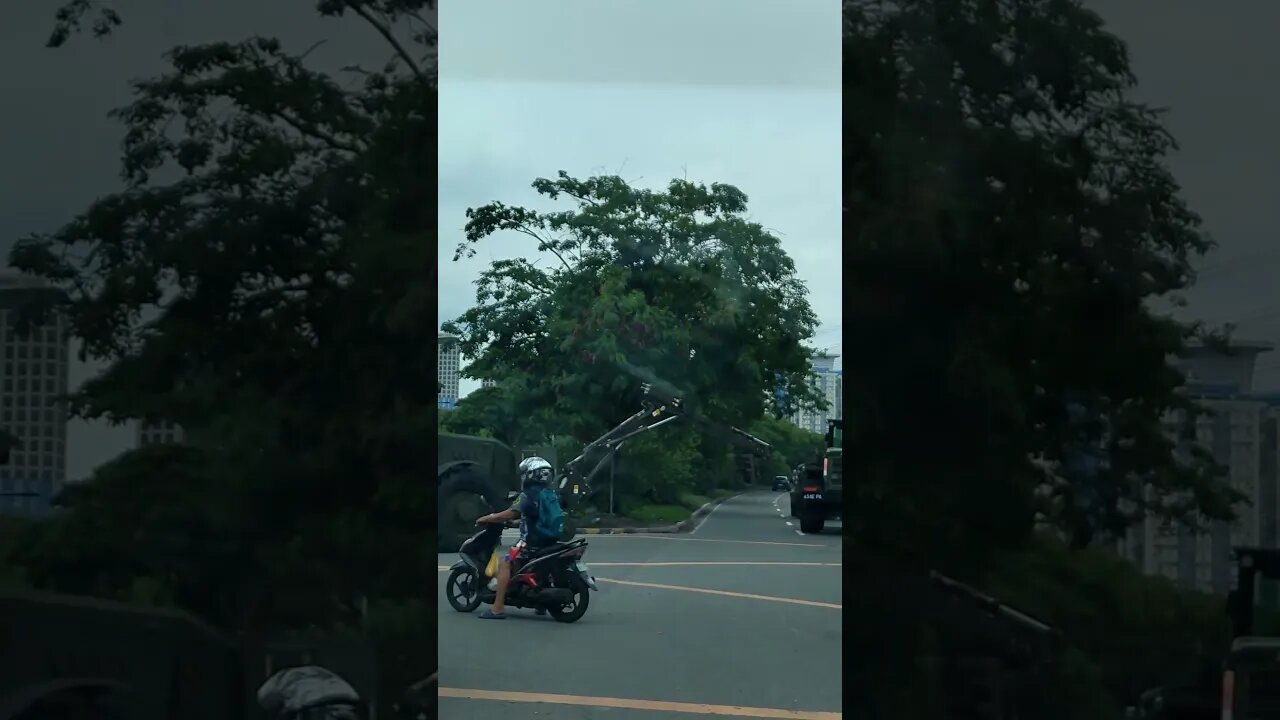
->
<box><xmin>527</xmin><ymin>542</ymin><xmax>575</xmax><ymax>558</ymax></box>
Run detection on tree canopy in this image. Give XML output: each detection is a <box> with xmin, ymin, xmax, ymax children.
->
<box><xmin>845</xmin><ymin>0</ymin><xmax>1233</xmax><ymax>570</ymax></box>
<box><xmin>445</xmin><ymin>171</ymin><xmax>825</xmax><ymax>439</ymax></box>
<box><xmin>845</xmin><ymin>1</ymin><xmax>1240</xmax><ymax>715</ymax></box>
<box><xmin>441</xmin><ymin>171</ymin><xmax>827</xmax><ymax>508</ymax></box>
<box><xmin>7</xmin><ymin>0</ymin><xmax>436</xmax><ymax>633</ymax></box>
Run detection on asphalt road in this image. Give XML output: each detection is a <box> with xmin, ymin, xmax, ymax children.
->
<box><xmin>437</xmin><ymin>490</ymin><xmax>843</xmax><ymax>719</ymax></box>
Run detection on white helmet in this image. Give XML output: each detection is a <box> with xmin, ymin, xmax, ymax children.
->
<box><xmin>518</xmin><ymin>456</ymin><xmax>553</xmax><ymax>488</ymax></box>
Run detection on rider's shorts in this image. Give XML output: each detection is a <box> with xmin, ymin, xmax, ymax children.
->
<box><xmin>504</xmin><ymin>542</ymin><xmax>527</xmax><ymax>572</ymax></box>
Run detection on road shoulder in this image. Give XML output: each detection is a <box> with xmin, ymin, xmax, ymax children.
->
<box><xmin>577</xmin><ymin>490</ymin><xmax>749</xmax><ymax>535</ymax></box>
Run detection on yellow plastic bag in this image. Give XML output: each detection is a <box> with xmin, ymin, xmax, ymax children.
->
<box><xmin>485</xmin><ymin>550</ymin><xmax>499</xmax><ymax>578</ymax></box>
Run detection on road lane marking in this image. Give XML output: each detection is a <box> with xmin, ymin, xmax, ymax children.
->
<box><xmin>438</xmin><ymin>687</ymin><xmax>842</xmax><ymax>719</ymax></box>
<box><xmin>437</xmin><ymin>561</ymin><xmax>842</xmax><ymax>572</ymax></box>
<box><xmin>597</xmin><ymin>577</ymin><xmax>841</xmax><ymax>609</ymax></box>
<box><xmin>582</xmin><ymin>535</ymin><xmax>825</xmax><ymax>547</ymax></box>
<box><xmin>586</xmin><ymin>561</ymin><xmax>841</xmax><ymax>567</ymax></box>
<box><xmin>688</xmin><ymin>495</ymin><xmax>735</xmax><ymax>534</ymax></box>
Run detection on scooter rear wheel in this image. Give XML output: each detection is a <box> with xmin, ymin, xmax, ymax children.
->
<box><xmin>446</xmin><ymin>567</ymin><xmax>483</xmax><ymax>613</ymax></box>
<box><xmin>546</xmin><ymin>575</ymin><xmax>590</xmax><ymax>623</ymax></box>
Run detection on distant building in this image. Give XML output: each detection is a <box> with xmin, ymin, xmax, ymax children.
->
<box><xmin>0</xmin><ymin>275</ymin><xmax>70</xmax><ymax>517</ymax></box>
<box><xmin>137</xmin><ymin>420</ymin><xmax>184</xmax><ymax>447</ymax></box>
<box><xmin>834</xmin><ymin>373</ymin><xmax>843</xmax><ymax>422</ymax></box>
<box><xmin>438</xmin><ymin>331</ymin><xmax>461</xmax><ymax>408</ymax></box>
<box><xmin>1116</xmin><ymin>340</ymin><xmax>1277</xmax><ymax>596</ymax></box>
<box><xmin>790</xmin><ymin>352</ymin><xmax>842</xmax><ymax>434</ymax></box>
<box><xmin>481</xmin><ymin>379</ymin><xmax>497</xmax><ymax>389</ymax></box>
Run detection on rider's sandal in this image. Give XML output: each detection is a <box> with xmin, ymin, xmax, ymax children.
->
<box><xmin>478</xmin><ymin>609</ymin><xmax>507</xmax><ymax>620</ymax></box>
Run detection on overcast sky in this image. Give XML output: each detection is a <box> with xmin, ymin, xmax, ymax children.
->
<box><xmin>1083</xmin><ymin>1</ymin><xmax>1280</xmax><ymax>388</ymax></box>
<box><xmin>4</xmin><ymin>1</ymin><xmax>1280</xmax><ymax>479</ymax></box>
<box><xmin>438</xmin><ymin>0</ymin><xmax>843</xmax><ymax>398</ymax></box>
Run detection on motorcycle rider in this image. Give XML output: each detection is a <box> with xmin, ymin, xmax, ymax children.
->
<box><xmin>474</xmin><ymin>456</ymin><xmax>561</xmax><ymax>620</ymax></box>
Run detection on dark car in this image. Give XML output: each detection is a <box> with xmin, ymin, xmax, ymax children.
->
<box><xmin>771</xmin><ymin>475</ymin><xmax>789</xmax><ymax>491</ymax></box>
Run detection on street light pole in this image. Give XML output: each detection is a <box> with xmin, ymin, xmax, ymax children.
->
<box><xmin>609</xmin><ymin>449</ymin><xmax>616</xmax><ymax>516</ymax></box>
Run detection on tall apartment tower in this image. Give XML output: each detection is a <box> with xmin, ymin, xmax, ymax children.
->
<box><xmin>1117</xmin><ymin>340</ymin><xmax>1275</xmax><ymax>595</ymax></box>
<box><xmin>791</xmin><ymin>352</ymin><xmax>842</xmax><ymax>434</ymax></box>
<box><xmin>0</xmin><ymin>275</ymin><xmax>70</xmax><ymax>516</ymax></box>
<box><xmin>438</xmin><ymin>331</ymin><xmax>461</xmax><ymax>408</ymax></box>
<box><xmin>137</xmin><ymin>420</ymin><xmax>184</xmax><ymax>447</ymax></box>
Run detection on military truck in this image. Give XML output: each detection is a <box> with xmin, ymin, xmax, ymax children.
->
<box><xmin>0</xmin><ymin>588</ymin><xmax>390</xmax><ymax>720</ymax></box>
<box><xmin>438</xmin><ymin>384</ymin><xmax>770</xmax><ymax>552</ymax></box>
<box><xmin>790</xmin><ymin>419</ymin><xmax>842</xmax><ymax>534</ymax></box>
<box><xmin>1220</xmin><ymin>547</ymin><xmax>1280</xmax><ymax>719</ymax></box>
<box><xmin>437</xmin><ymin>432</ymin><xmax>521</xmax><ymax>553</ymax></box>
<box><xmin>1130</xmin><ymin>546</ymin><xmax>1280</xmax><ymax>719</ymax></box>
<box><xmin>0</xmin><ymin>588</ymin><xmax>247</xmax><ymax>719</ymax></box>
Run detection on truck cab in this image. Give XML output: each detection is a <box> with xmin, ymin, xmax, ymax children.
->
<box><xmin>1220</xmin><ymin>548</ymin><xmax>1280</xmax><ymax>720</ymax></box>
<box><xmin>1223</xmin><ymin>636</ymin><xmax>1280</xmax><ymax>719</ymax></box>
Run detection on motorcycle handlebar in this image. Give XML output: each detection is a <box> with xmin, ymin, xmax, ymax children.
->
<box><xmin>476</xmin><ymin>520</ymin><xmax>520</xmax><ymax>529</ymax></box>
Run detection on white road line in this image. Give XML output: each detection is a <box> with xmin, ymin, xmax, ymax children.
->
<box><xmin>598</xmin><ymin>577</ymin><xmax>842</xmax><ymax>610</ymax></box>
<box><xmin>577</xmin><ymin>535</ymin><xmax>825</xmax><ymax>547</ymax></box>
<box><xmin>795</xmin><ymin>530</ymin><xmax>804</xmax><ymax>536</ymax></box>
<box><xmin>438</xmin><ymin>562</ymin><xmax>843</xmax><ymax>571</ymax></box>
<box><xmin>592</xmin><ymin>562</ymin><xmax>842</xmax><ymax>567</ymax></box>
<box><xmin>785</xmin><ymin>521</ymin><xmax>793</xmax><ymax>526</ymax></box>
<box><xmin>689</xmin><ymin>494</ymin><xmax>735</xmax><ymax>535</ymax></box>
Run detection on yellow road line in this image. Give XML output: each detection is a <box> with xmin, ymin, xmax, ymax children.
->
<box><xmin>597</xmin><ymin>577</ymin><xmax>841</xmax><ymax>609</ymax></box>
<box><xmin>438</xmin><ymin>687</ymin><xmax>842</xmax><ymax>719</ymax></box>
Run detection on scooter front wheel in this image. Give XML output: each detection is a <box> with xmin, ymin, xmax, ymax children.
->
<box><xmin>446</xmin><ymin>567</ymin><xmax>483</xmax><ymax>613</ymax></box>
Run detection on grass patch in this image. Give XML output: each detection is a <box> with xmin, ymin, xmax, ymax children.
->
<box><xmin>627</xmin><ymin>504</ymin><xmax>691</xmax><ymax>524</ymax></box>
<box><xmin>678</xmin><ymin>493</ymin><xmax>712</xmax><ymax>510</ymax></box>
<box><xmin>710</xmin><ymin>488</ymin><xmax>737</xmax><ymax>499</ymax></box>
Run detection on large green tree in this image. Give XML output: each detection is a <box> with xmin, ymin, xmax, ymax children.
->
<box><xmin>845</xmin><ymin>0</ymin><xmax>1232</xmax><ymax>569</ymax></box>
<box><xmin>748</xmin><ymin>416</ymin><xmax>826</xmax><ymax>479</ymax></box>
<box><xmin>446</xmin><ymin>172</ymin><xmax>824</xmax><ymax>443</ymax></box>
<box><xmin>9</xmin><ymin>0</ymin><xmax>435</xmax><ymax>632</ymax></box>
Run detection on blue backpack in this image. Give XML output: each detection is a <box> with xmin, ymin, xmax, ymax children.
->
<box><xmin>523</xmin><ymin>486</ymin><xmax>565</xmax><ymax>545</ymax></box>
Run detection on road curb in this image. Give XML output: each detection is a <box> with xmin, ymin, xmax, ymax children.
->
<box><xmin>576</xmin><ymin>490</ymin><xmax>749</xmax><ymax>535</ymax></box>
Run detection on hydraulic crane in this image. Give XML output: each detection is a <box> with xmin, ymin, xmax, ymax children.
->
<box><xmin>554</xmin><ymin>382</ymin><xmax>771</xmax><ymax>506</ymax></box>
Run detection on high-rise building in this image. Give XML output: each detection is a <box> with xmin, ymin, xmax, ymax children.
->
<box><xmin>481</xmin><ymin>379</ymin><xmax>497</xmax><ymax>389</ymax></box>
<box><xmin>138</xmin><ymin>420</ymin><xmax>184</xmax><ymax>447</ymax></box>
<box><xmin>1119</xmin><ymin>396</ymin><xmax>1266</xmax><ymax>594</ymax></box>
<box><xmin>1117</xmin><ymin>340</ymin><xmax>1276</xmax><ymax>595</ymax></box>
<box><xmin>791</xmin><ymin>352</ymin><xmax>842</xmax><ymax>434</ymax></box>
<box><xmin>0</xmin><ymin>275</ymin><xmax>70</xmax><ymax>516</ymax></box>
<box><xmin>438</xmin><ymin>331</ymin><xmax>461</xmax><ymax>408</ymax></box>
